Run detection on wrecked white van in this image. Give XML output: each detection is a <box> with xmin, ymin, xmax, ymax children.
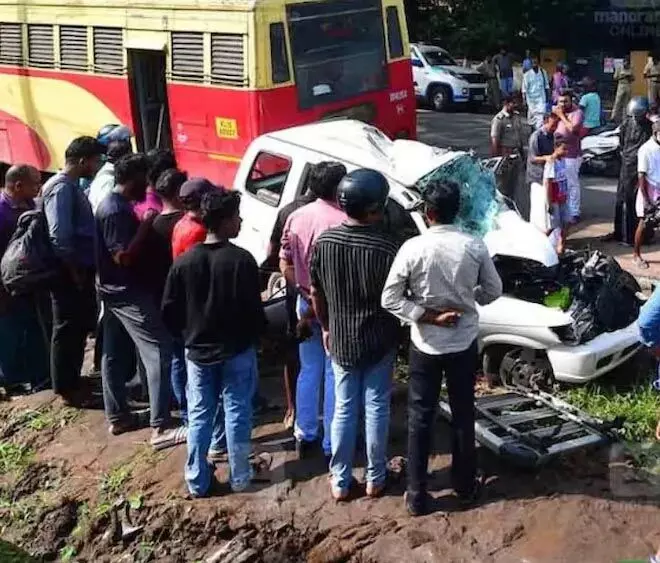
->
<box><xmin>233</xmin><ymin>120</ymin><xmax>641</xmax><ymax>387</ymax></box>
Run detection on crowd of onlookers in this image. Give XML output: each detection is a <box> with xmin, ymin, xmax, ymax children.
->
<box><xmin>0</xmin><ymin>127</ymin><xmax>505</xmax><ymax>515</ymax></box>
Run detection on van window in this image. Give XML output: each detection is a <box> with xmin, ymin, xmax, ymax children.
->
<box><xmin>246</xmin><ymin>152</ymin><xmax>292</xmax><ymax>207</ymax></box>
<box><xmin>270</xmin><ymin>23</ymin><xmax>290</xmax><ymax>84</ymax></box>
<box><xmin>386</xmin><ymin>7</ymin><xmax>404</xmax><ymax>59</ymax></box>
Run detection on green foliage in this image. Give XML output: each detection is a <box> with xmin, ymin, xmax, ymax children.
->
<box><xmin>406</xmin><ymin>0</ymin><xmax>600</xmax><ymax>57</ymax></box>
<box><xmin>561</xmin><ymin>382</ymin><xmax>659</xmax><ymax>443</ymax></box>
<box><xmin>0</xmin><ymin>443</ymin><xmax>33</xmax><ymax>476</ymax></box>
<box><xmin>0</xmin><ymin>540</ymin><xmax>38</xmax><ymax>563</ymax></box>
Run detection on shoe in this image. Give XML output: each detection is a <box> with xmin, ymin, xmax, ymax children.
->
<box><xmin>330</xmin><ymin>476</ymin><xmax>359</xmax><ymax>502</ymax></box>
<box><xmin>600</xmin><ymin>232</ymin><xmax>620</xmax><ymax>243</ymax></box>
<box><xmin>366</xmin><ymin>482</ymin><xmax>386</xmax><ymax>499</ymax></box>
<box><xmin>633</xmin><ymin>255</ymin><xmax>650</xmax><ymax>270</ymax></box>
<box><xmin>295</xmin><ymin>438</ymin><xmax>318</xmax><ymax>460</ymax></box>
<box><xmin>404</xmin><ymin>490</ymin><xmax>431</xmax><ymax>517</ymax></box>
<box><xmin>456</xmin><ymin>476</ymin><xmax>484</xmax><ymax>509</ymax></box>
<box><xmin>108</xmin><ymin>414</ymin><xmax>138</xmax><ymax>436</ymax></box>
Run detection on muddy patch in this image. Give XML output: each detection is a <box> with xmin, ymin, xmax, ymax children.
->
<box><xmin>31</xmin><ymin>500</ymin><xmax>79</xmax><ymax>560</ymax></box>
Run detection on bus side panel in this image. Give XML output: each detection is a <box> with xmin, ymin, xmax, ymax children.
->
<box><xmin>0</xmin><ymin>67</ymin><xmax>133</xmax><ymax>172</ymax></box>
<box><xmin>166</xmin><ymin>83</ymin><xmax>258</xmax><ymax>187</ymax></box>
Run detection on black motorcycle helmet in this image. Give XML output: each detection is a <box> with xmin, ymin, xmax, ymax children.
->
<box><xmin>336</xmin><ymin>168</ymin><xmax>389</xmax><ymax>218</ymax></box>
<box><xmin>627</xmin><ymin>96</ymin><xmax>650</xmax><ymax>118</ymax></box>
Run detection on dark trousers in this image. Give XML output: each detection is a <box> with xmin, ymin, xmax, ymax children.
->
<box><xmin>614</xmin><ymin>172</ymin><xmax>638</xmax><ymax>245</ymax></box>
<box><xmin>407</xmin><ymin>341</ymin><xmax>478</xmax><ymax>499</ymax></box>
<box><xmin>50</xmin><ymin>269</ymin><xmax>96</xmax><ymax>396</ymax></box>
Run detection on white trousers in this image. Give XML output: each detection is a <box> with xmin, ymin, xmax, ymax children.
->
<box><xmin>564</xmin><ymin>157</ymin><xmax>582</xmax><ymax>220</ymax></box>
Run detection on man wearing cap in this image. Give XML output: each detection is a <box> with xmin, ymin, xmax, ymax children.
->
<box><xmin>382</xmin><ymin>179</ymin><xmax>502</xmax><ymax>516</ymax></box>
<box><xmin>279</xmin><ymin>161</ymin><xmax>347</xmax><ymax>462</ymax></box>
<box><xmin>310</xmin><ymin>168</ymin><xmax>400</xmax><ymax>501</ymax></box>
<box><xmin>172</xmin><ymin>178</ymin><xmax>214</xmax><ymax>259</ymax></box>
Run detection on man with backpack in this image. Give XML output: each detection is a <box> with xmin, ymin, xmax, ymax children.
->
<box><xmin>0</xmin><ymin>165</ymin><xmax>49</xmax><ymax>390</ymax></box>
<box><xmin>41</xmin><ymin>137</ymin><xmax>104</xmax><ymax>405</ymax></box>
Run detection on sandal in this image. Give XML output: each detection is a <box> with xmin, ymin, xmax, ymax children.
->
<box><xmin>151</xmin><ymin>425</ymin><xmax>187</xmax><ymax>451</ymax></box>
<box><xmin>633</xmin><ymin>256</ymin><xmax>650</xmax><ymax>270</ymax></box>
<box><xmin>250</xmin><ymin>452</ymin><xmax>273</xmax><ymax>483</ymax></box>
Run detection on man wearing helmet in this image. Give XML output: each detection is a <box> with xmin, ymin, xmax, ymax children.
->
<box><xmin>603</xmin><ymin>97</ymin><xmax>652</xmax><ymax>247</ymax></box>
<box><xmin>309</xmin><ymin>168</ymin><xmax>401</xmax><ymax>501</ymax></box>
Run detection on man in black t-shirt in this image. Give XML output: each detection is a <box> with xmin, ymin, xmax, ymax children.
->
<box><xmin>265</xmin><ymin>190</ymin><xmax>316</xmax><ymax>429</ymax></box>
<box><xmin>162</xmin><ymin>190</ymin><xmax>266</xmax><ymax>497</ymax></box>
<box><xmin>310</xmin><ymin>169</ymin><xmax>400</xmax><ymax>502</ymax></box>
<box><xmin>95</xmin><ymin>154</ymin><xmax>184</xmax><ymax>450</ymax></box>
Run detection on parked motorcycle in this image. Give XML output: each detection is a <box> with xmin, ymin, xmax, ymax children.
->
<box><xmin>580</xmin><ymin>123</ymin><xmax>620</xmax><ymax>178</ymax></box>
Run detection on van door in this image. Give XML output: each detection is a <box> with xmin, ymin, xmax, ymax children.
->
<box><xmin>127</xmin><ymin>49</ymin><xmax>173</xmax><ymax>152</ymax></box>
<box><xmin>235</xmin><ymin>142</ymin><xmax>310</xmax><ymax>266</ymax></box>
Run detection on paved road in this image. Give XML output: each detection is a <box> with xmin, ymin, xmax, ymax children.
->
<box><xmin>416</xmin><ymin>109</ymin><xmax>617</xmax><ymax>222</ymax></box>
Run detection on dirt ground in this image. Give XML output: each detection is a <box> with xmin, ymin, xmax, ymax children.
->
<box><xmin>1</xmin><ymin>367</ymin><xmax>660</xmax><ymax>563</ymax></box>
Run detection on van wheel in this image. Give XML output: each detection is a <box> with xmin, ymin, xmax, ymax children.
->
<box><xmin>499</xmin><ymin>348</ymin><xmax>555</xmax><ymax>391</ymax></box>
<box><xmin>266</xmin><ymin>272</ymin><xmax>287</xmax><ymax>298</ymax></box>
<box><xmin>428</xmin><ymin>85</ymin><xmax>451</xmax><ymax>112</ymax></box>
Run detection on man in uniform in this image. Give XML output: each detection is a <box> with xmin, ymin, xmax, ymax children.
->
<box><xmin>476</xmin><ymin>55</ymin><xmax>500</xmax><ymax>110</ymax></box>
<box><xmin>491</xmin><ymin>95</ymin><xmax>526</xmax><ymax>210</ymax></box>
<box><xmin>611</xmin><ymin>57</ymin><xmax>634</xmax><ymax>123</ymax></box>
<box><xmin>603</xmin><ymin>97</ymin><xmax>652</xmax><ymax>246</ymax></box>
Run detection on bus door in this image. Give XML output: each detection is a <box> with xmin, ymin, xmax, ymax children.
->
<box><xmin>127</xmin><ymin>49</ymin><xmax>173</xmax><ymax>152</ymax></box>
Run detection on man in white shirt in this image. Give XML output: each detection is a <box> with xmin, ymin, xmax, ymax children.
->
<box><xmin>522</xmin><ymin>57</ymin><xmax>550</xmax><ymax>130</ymax></box>
<box><xmin>87</xmin><ymin>140</ymin><xmax>132</xmax><ymax>214</ymax></box>
<box><xmin>634</xmin><ymin>120</ymin><xmax>660</xmax><ymax>269</ymax></box>
<box><xmin>381</xmin><ymin>179</ymin><xmax>502</xmax><ymax>517</ymax></box>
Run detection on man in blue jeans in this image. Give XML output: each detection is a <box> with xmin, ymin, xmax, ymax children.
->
<box><xmin>279</xmin><ymin>162</ymin><xmax>347</xmax><ymax>461</ymax></box>
<box><xmin>310</xmin><ymin>169</ymin><xmax>401</xmax><ymax>500</ymax></box>
<box><xmin>637</xmin><ymin>286</ymin><xmax>660</xmax><ymax>441</ymax></box>
<box><xmin>162</xmin><ymin>189</ymin><xmax>265</xmax><ymax>497</ymax></box>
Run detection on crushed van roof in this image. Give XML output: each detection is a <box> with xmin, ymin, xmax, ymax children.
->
<box><xmin>266</xmin><ymin>119</ymin><xmax>461</xmax><ymax>191</ymax></box>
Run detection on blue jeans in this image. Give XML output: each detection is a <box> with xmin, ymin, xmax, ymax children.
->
<box><xmin>330</xmin><ymin>351</ymin><xmax>395</xmax><ymax>493</ymax></box>
<box><xmin>171</xmin><ymin>341</ymin><xmax>188</xmax><ymax>425</ymax></box>
<box><xmin>500</xmin><ymin>77</ymin><xmax>514</xmax><ymax>96</ymax></box>
<box><xmin>185</xmin><ymin>347</ymin><xmax>257</xmax><ymax>496</ymax></box>
<box><xmin>172</xmin><ymin>342</ymin><xmax>226</xmax><ymax>450</ymax></box>
<box><xmin>294</xmin><ymin>298</ymin><xmax>335</xmax><ymax>455</ymax></box>
<box><xmin>639</xmin><ymin>285</ymin><xmax>660</xmax><ymax>348</ymax></box>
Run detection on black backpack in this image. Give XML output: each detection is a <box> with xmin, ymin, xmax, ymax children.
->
<box><xmin>1</xmin><ymin>206</ymin><xmax>59</xmax><ymax>296</ymax></box>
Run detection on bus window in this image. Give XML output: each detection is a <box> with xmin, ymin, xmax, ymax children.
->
<box><xmin>270</xmin><ymin>23</ymin><xmax>290</xmax><ymax>84</ymax></box>
<box><xmin>246</xmin><ymin>152</ymin><xmax>292</xmax><ymax>207</ymax></box>
<box><xmin>385</xmin><ymin>7</ymin><xmax>403</xmax><ymax>59</ymax></box>
<box><xmin>286</xmin><ymin>0</ymin><xmax>387</xmax><ymax>110</ymax></box>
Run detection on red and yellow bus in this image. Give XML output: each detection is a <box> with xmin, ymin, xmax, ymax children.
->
<box><xmin>0</xmin><ymin>0</ymin><xmax>415</xmax><ymax>186</ymax></box>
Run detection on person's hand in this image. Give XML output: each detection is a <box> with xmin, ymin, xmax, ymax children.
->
<box><xmin>143</xmin><ymin>208</ymin><xmax>158</xmax><ymax>223</ymax></box>
<box><xmin>322</xmin><ymin>329</ymin><xmax>331</xmax><ymax>354</ymax></box>
<box><xmin>295</xmin><ymin>317</ymin><xmax>313</xmax><ymax>342</ymax></box>
<box><xmin>656</xmin><ymin>419</ymin><xmax>660</xmax><ymax>441</ymax></box>
<box><xmin>552</xmin><ymin>105</ymin><xmax>564</xmax><ymax>118</ymax></box>
<box><xmin>421</xmin><ymin>309</ymin><xmax>462</xmax><ymax>327</ymax></box>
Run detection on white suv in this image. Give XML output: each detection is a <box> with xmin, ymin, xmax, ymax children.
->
<box><xmin>411</xmin><ymin>43</ymin><xmax>487</xmax><ymax>111</ymax></box>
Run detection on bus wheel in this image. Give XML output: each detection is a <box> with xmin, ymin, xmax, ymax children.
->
<box><xmin>429</xmin><ymin>85</ymin><xmax>451</xmax><ymax>112</ymax></box>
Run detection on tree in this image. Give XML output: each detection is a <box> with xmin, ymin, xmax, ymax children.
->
<box><xmin>405</xmin><ymin>0</ymin><xmax>599</xmax><ymax>57</ymax></box>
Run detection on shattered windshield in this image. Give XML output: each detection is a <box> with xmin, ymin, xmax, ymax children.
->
<box><xmin>414</xmin><ymin>154</ymin><xmax>500</xmax><ymax>236</ymax></box>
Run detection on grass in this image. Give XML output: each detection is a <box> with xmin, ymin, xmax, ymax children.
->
<box><xmin>0</xmin><ymin>443</ymin><xmax>33</xmax><ymax>476</ymax></box>
<box><xmin>561</xmin><ymin>381</ymin><xmax>659</xmax><ymax>443</ymax></box>
<box><xmin>19</xmin><ymin>407</ymin><xmax>79</xmax><ymax>433</ymax></box>
<box><xmin>99</xmin><ymin>463</ymin><xmax>132</xmax><ymax>497</ymax></box>
<box><xmin>0</xmin><ymin>540</ymin><xmax>38</xmax><ymax>563</ymax></box>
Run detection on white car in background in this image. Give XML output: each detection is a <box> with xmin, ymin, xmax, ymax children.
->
<box><xmin>233</xmin><ymin>120</ymin><xmax>641</xmax><ymax>388</ymax></box>
<box><xmin>410</xmin><ymin>43</ymin><xmax>488</xmax><ymax>112</ymax></box>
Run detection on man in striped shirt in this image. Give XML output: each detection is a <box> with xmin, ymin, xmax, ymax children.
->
<box><xmin>279</xmin><ymin>162</ymin><xmax>347</xmax><ymax>460</ymax></box>
<box><xmin>310</xmin><ymin>169</ymin><xmax>401</xmax><ymax>501</ymax></box>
